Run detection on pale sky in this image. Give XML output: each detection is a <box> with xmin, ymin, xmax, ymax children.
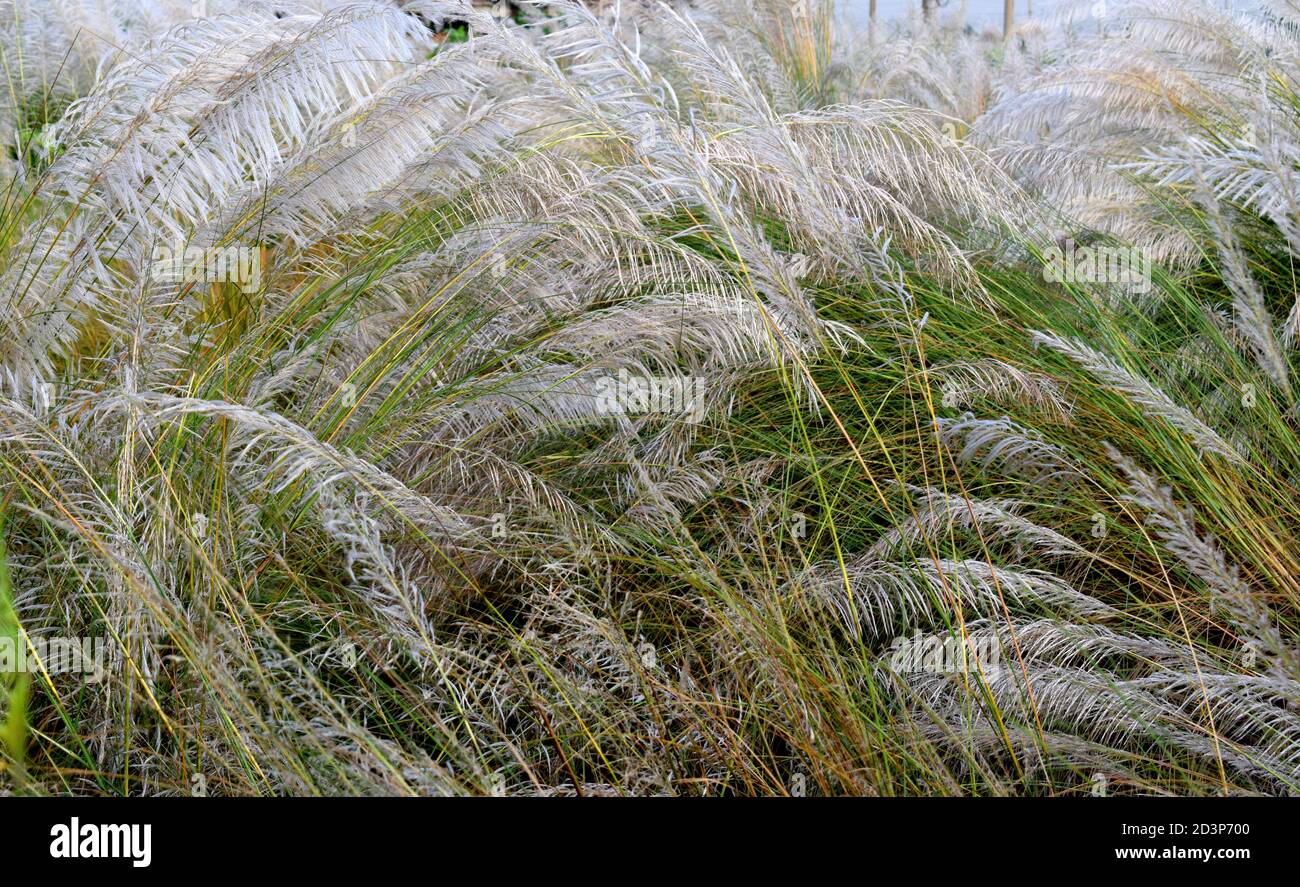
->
<box><xmin>842</xmin><ymin>0</ymin><xmax>1055</xmax><ymax>28</ymax></box>
<box><xmin>842</xmin><ymin>0</ymin><xmax>1250</xmax><ymax>29</ymax></box>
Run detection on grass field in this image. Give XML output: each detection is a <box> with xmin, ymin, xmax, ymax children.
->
<box><xmin>0</xmin><ymin>0</ymin><xmax>1296</xmax><ymax>796</ymax></box>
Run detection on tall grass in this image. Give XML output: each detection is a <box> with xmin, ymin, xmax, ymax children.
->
<box><xmin>0</xmin><ymin>0</ymin><xmax>1295</xmax><ymax>795</ymax></box>
<box><xmin>0</xmin><ymin>518</ymin><xmax>31</xmax><ymax>791</ymax></box>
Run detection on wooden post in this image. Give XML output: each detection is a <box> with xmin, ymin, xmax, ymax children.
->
<box><xmin>869</xmin><ymin>0</ymin><xmax>877</xmax><ymax>43</ymax></box>
<box><xmin>1004</xmin><ymin>0</ymin><xmax>1014</xmax><ymax>38</ymax></box>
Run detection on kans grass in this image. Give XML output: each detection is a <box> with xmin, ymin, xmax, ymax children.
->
<box><xmin>0</xmin><ymin>0</ymin><xmax>1297</xmax><ymax>796</ymax></box>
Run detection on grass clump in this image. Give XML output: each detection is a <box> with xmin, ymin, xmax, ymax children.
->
<box><xmin>0</xmin><ymin>0</ymin><xmax>1295</xmax><ymax>796</ymax></box>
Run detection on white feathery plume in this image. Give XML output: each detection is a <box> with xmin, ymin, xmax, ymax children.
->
<box><xmin>1032</xmin><ymin>329</ymin><xmax>1244</xmax><ymax>461</ymax></box>
<box><xmin>935</xmin><ymin>413</ymin><xmax>1082</xmax><ymax>485</ymax></box>
<box><xmin>1105</xmin><ymin>443</ymin><xmax>1299</xmax><ymax>681</ymax></box>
